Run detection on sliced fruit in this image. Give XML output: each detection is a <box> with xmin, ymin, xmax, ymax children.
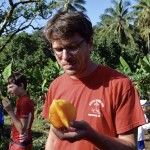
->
<box><xmin>49</xmin><ymin>99</ymin><xmax>77</xmax><ymax>128</ymax></box>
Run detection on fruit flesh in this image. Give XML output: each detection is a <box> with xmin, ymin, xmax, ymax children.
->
<box><xmin>49</xmin><ymin>99</ymin><xmax>77</xmax><ymax>128</ymax></box>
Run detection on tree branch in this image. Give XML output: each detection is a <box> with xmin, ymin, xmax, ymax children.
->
<box><xmin>0</xmin><ymin>0</ymin><xmax>41</xmax><ymax>36</ymax></box>
<box><xmin>0</xmin><ymin>19</ymin><xmax>34</xmax><ymax>52</ymax></box>
<box><xmin>9</xmin><ymin>0</ymin><xmax>14</xmax><ymax>6</ymax></box>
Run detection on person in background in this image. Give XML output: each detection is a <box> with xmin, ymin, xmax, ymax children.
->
<box><xmin>2</xmin><ymin>72</ymin><xmax>34</xmax><ymax>150</ymax></box>
<box><xmin>0</xmin><ymin>101</ymin><xmax>4</xmax><ymax>139</ymax></box>
<box><xmin>138</xmin><ymin>100</ymin><xmax>150</xmax><ymax>150</ymax></box>
<box><xmin>42</xmin><ymin>11</ymin><xmax>146</xmax><ymax>150</ymax></box>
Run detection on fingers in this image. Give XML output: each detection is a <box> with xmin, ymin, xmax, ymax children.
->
<box><xmin>70</xmin><ymin>120</ymin><xmax>87</xmax><ymax>130</ymax></box>
<box><xmin>51</xmin><ymin>124</ymin><xmax>76</xmax><ymax>133</ymax></box>
<box><xmin>51</xmin><ymin>121</ymin><xmax>91</xmax><ymax>143</ymax></box>
<box><xmin>2</xmin><ymin>97</ymin><xmax>9</xmax><ymax>104</ymax></box>
<box><xmin>57</xmin><ymin>127</ymin><xmax>68</xmax><ymax>133</ymax></box>
<box><xmin>2</xmin><ymin>98</ymin><xmax>11</xmax><ymax>110</ymax></box>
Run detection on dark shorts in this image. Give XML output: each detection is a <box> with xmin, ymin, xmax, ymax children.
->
<box><xmin>138</xmin><ymin>140</ymin><xmax>145</xmax><ymax>149</ymax></box>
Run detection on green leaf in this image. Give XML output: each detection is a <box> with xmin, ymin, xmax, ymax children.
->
<box><xmin>140</xmin><ymin>55</ymin><xmax>150</xmax><ymax>72</ymax></box>
<box><xmin>119</xmin><ymin>56</ymin><xmax>132</xmax><ymax>73</ymax></box>
<box><xmin>32</xmin><ymin>67</ymin><xmax>41</xmax><ymax>80</ymax></box>
<box><xmin>42</xmin><ymin>79</ymin><xmax>47</xmax><ymax>92</ymax></box>
<box><xmin>2</xmin><ymin>63</ymin><xmax>12</xmax><ymax>81</ymax></box>
<box><xmin>143</xmin><ymin>54</ymin><xmax>150</xmax><ymax>66</ymax></box>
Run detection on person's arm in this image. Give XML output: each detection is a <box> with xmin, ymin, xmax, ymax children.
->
<box><xmin>2</xmin><ymin>98</ymin><xmax>28</xmax><ymax>134</ymax></box>
<box><xmin>87</xmin><ymin>125</ymin><xmax>137</xmax><ymax>150</ymax></box>
<box><xmin>51</xmin><ymin>120</ymin><xmax>137</xmax><ymax>150</ymax></box>
<box><xmin>142</xmin><ymin>123</ymin><xmax>150</xmax><ymax>130</ymax></box>
<box><xmin>45</xmin><ymin>125</ymin><xmax>57</xmax><ymax>150</ymax></box>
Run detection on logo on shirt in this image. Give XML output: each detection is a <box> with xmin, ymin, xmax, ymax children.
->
<box><xmin>88</xmin><ymin>99</ymin><xmax>104</xmax><ymax>117</ymax></box>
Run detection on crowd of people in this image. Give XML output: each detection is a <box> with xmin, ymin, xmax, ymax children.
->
<box><xmin>1</xmin><ymin>11</ymin><xmax>149</xmax><ymax>150</ymax></box>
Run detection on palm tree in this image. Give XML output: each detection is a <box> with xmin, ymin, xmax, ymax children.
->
<box><xmin>54</xmin><ymin>0</ymin><xmax>87</xmax><ymax>12</ymax></box>
<box><xmin>133</xmin><ymin>0</ymin><xmax>150</xmax><ymax>54</ymax></box>
<box><xmin>98</xmin><ymin>0</ymin><xmax>134</xmax><ymax>45</ymax></box>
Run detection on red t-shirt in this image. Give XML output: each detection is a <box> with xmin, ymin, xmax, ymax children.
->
<box><xmin>42</xmin><ymin>65</ymin><xmax>145</xmax><ymax>150</ymax></box>
<box><xmin>12</xmin><ymin>95</ymin><xmax>34</xmax><ymax>143</ymax></box>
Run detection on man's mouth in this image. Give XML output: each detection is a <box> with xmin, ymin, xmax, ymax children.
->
<box><xmin>63</xmin><ymin>60</ymin><xmax>76</xmax><ymax>69</ymax></box>
<box><xmin>63</xmin><ymin>63</ymin><xmax>76</xmax><ymax>70</ymax></box>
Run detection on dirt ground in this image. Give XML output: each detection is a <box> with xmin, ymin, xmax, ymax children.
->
<box><xmin>145</xmin><ymin>133</ymin><xmax>150</xmax><ymax>149</ymax></box>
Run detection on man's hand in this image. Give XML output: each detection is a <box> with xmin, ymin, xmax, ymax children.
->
<box><xmin>51</xmin><ymin>120</ymin><xmax>137</xmax><ymax>150</ymax></box>
<box><xmin>2</xmin><ymin>98</ymin><xmax>13</xmax><ymax>113</ymax></box>
<box><xmin>51</xmin><ymin>120</ymin><xmax>92</xmax><ymax>143</ymax></box>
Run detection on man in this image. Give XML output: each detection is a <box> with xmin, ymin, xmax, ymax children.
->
<box><xmin>42</xmin><ymin>11</ymin><xmax>145</xmax><ymax>150</ymax></box>
<box><xmin>138</xmin><ymin>100</ymin><xmax>150</xmax><ymax>150</ymax></box>
<box><xmin>2</xmin><ymin>72</ymin><xmax>34</xmax><ymax>150</ymax></box>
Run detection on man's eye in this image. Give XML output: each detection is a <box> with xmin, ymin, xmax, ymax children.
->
<box><xmin>67</xmin><ymin>45</ymin><xmax>77</xmax><ymax>50</ymax></box>
<box><xmin>54</xmin><ymin>48</ymin><xmax>63</xmax><ymax>52</ymax></box>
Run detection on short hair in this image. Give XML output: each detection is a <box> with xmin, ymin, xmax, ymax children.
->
<box><xmin>43</xmin><ymin>11</ymin><xmax>93</xmax><ymax>43</ymax></box>
<box><xmin>6</xmin><ymin>72</ymin><xmax>27</xmax><ymax>90</ymax></box>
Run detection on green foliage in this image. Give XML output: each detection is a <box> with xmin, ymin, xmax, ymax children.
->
<box><xmin>98</xmin><ymin>0</ymin><xmax>134</xmax><ymax>45</ymax></box>
<box><xmin>93</xmin><ymin>22</ymin><xmax>146</xmax><ymax>71</ymax></box>
<box><xmin>32</xmin><ymin>102</ymin><xmax>49</xmax><ymax>149</ymax></box>
<box><xmin>140</xmin><ymin>55</ymin><xmax>150</xmax><ymax>72</ymax></box>
<box><xmin>41</xmin><ymin>59</ymin><xmax>63</xmax><ymax>93</ymax></box>
<box><xmin>2</xmin><ymin>63</ymin><xmax>12</xmax><ymax>82</ymax></box>
<box><xmin>0</xmin><ymin>0</ymin><xmax>55</xmax><ymax>51</ymax></box>
<box><xmin>1</xmin><ymin>32</ymin><xmax>45</xmax><ymax>70</ymax></box>
<box><xmin>118</xmin><ymin>55</ymin><xmax>150</xmax><ymax>99</ymax></box>
<box><xmin>0</xmin><ymin>63</ymin><xmax>12</xmax><ymax>99</ymax></box>
<box><xmin>132</xmin><ymin>0</ymin><xmax>150</xmax><ymax>53</ymax></box>
<box><xmin>54</xmin><ymin>0</ymin><xmax>87</xmax><ymax>12</ymax></box>
<box><xmin>0</xmin><ymin>115</ymin><xmax>11</xmax><ymax>149</ymax></box>
<box><xmin>92</xmin><ymin>31</ymin><xmax>122</xmax><ymax>68</ymax></box>
<box><xmin>119</xmin><ymin>56</ymin><xmax>132</xmax><ymax>74</ymax></box>
<box><xmin>0</xmin><ymin>31</ymin><xmax>62</xmax><ymax>101</ymax></box>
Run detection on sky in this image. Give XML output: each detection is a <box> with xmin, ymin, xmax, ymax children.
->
<box><xmin>27</xmin><ymin>0</ymin><xmax>137</xmax><ymax>33</ymax></box>
<box><xmin>84</xmin><ymin>0</ymin><xmax>137</xmax><ymax>26</ymax></box>
<box><xmin>85</xmin><ymin>0</ymin><xmax>112</xmax><ymax>25</ymax></box>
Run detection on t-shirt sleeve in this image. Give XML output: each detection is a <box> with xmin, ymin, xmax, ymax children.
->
<box><xmin>114</xmin><ymin>81</ymin><xmax>146</xmax><ymax>134</ymax></box>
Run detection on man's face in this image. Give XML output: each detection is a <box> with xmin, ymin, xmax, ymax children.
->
<box><xmin>142</xmin><ymin>106</ymin><xmax>147</xmax><ymax>113</ymax></box>
<box><xmin>7</xmin><ymin>83</ymin><xmax>20</xmax><ymax>97</ymax></box>
<box><xmin>51</xmin><ymin>34</ymin><xmax>93</xmax><ymax>79</ymax></box>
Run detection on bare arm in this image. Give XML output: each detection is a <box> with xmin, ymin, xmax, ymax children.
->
<box><xmin>45</xmin><ymin>125</ymin><xmax>57</xmax><ymax>150</ymax></box>
<box><xmin>87</xmin><ymin>126</ymin><xmax>137</xmax><ymax>150</ymax></box>
<box><xmin>51</xmin><ymin>121</ymin><xmax>138</xmax><ymax>150</ymax></box>
<box><xmin>2</xmin><ymin>98</ymin><xmax>28</xmax><ymax>134</ymax></box>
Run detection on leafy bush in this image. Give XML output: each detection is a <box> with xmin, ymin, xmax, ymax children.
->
<box><xmin>118</xmin><ymin>55</ymin><xmax>150</xmax><ymax>100</ymax></box>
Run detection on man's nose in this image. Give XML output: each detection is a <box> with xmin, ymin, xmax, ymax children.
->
<box><xmin>7</xmin><ymin>88</ymin><xmax>11</xmax><ymax>94</ymax></box>
<box><xmin>62</xmin><ymin>49</ymin><xmax>72</xmax><ymax>60</ymax></box>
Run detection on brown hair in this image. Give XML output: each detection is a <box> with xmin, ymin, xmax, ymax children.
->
<box><xmin>6</xmin><ymin>72</ymin><xmax>27</xmax><ymax>90</ymax></box>
<box><xmin>43</xmin><ymin>11</ymin><xmax>93</xmax><ymax>43</ymax></box>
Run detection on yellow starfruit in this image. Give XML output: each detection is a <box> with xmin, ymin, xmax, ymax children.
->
<box><xmin>49</xmin><ymin>99</ymin><xmax>77</xmax><ymax>128</ymax></box>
